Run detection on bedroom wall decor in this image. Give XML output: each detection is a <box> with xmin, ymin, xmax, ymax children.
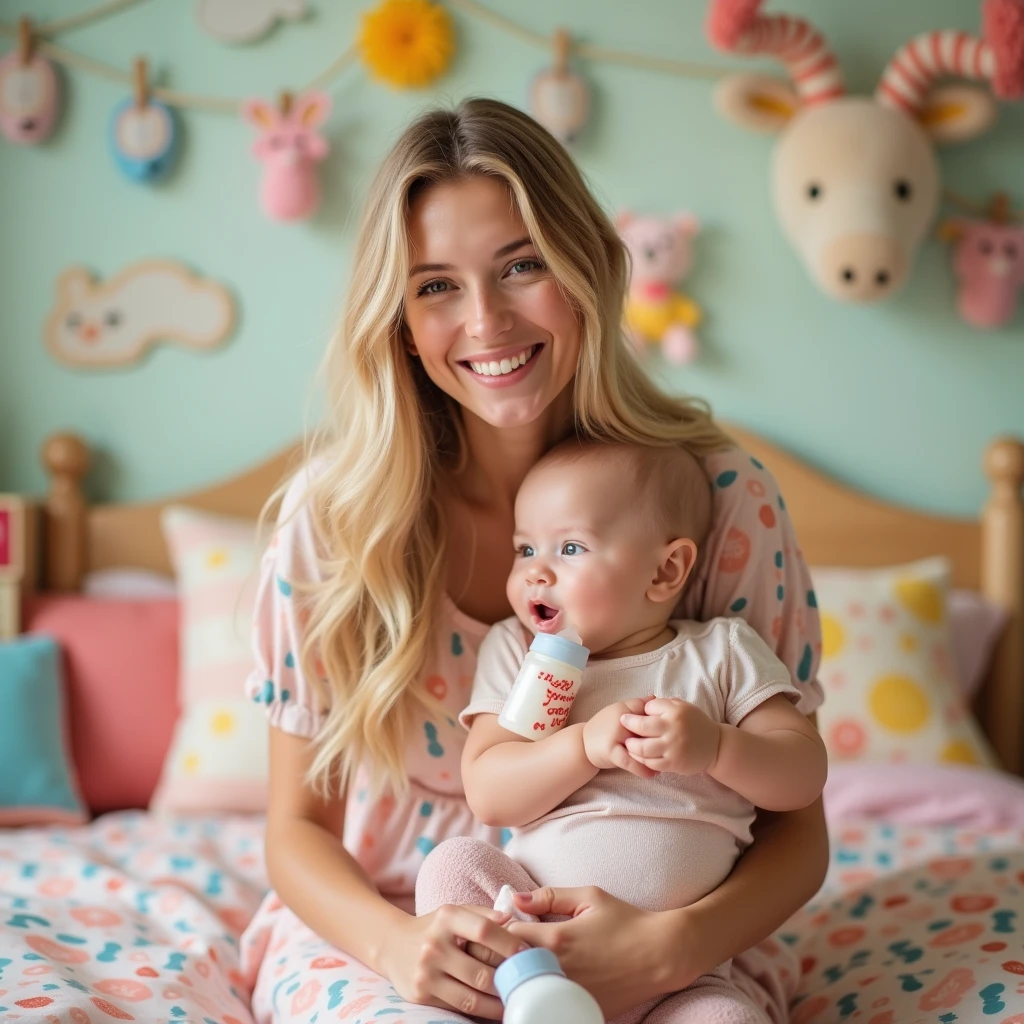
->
<box><xmin>940</xmin><ymin>192</ymin><xmax>1024</xmax><ymax>329</ymax></box>
<box><xmin>619</xmin><ymin>211</ymin><xmax>703</xmax><ymax>365</ymax></box>
<box><xmin>0</xmin><ymin>17</ymin><xmax>60</xmax><ymax>144</ymax></box>
<box><xmin>195</xmin><ymin>0</ymin><xmax>308</xmax><ymax>45</ymax></box>
<box><xmin>109</xmin><ymin>57</ymin><xmax>178</xmax><ymax>183</ymax></box>
<box><xmin>707</xmin><ymin>0</ymin><xmax>1024</xmax><ymax>305</ymax></box>
<box><xmin>242</xmin><ymin>90</ymin><xmax>331</xmax><ymax>221</ymax></box>
<box><xmin>44</xmin><ymin>261</ymin><xmax>236</xmax><ymax>370</ymax></box>
<box><xmin>528</xmin><ymin>28</ymin><xmax>590</xmax><ymax>145</ymax></box>
<box><xmin>358</xmin><ymin>0</ymin><xmax>455</xmax><ymax>89</ymax></box>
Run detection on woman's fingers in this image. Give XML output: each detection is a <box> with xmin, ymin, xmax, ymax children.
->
<box><xmin>447</xmin><ymin>906</ymin><xmax>524</xmax><ymax>962</ymax></box>
<box><xmin>511</xmin><ymin>884</ymin><xmax>604</xmax><ymax>919</ymax></box>
<box><xmin>431</xmin><ymin>971</ymin><xmax>505</xmax><ymax>1020</ymax></box>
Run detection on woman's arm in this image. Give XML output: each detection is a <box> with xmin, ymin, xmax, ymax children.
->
<box><xmin>266</xmin><ymin>726</ymin><xmax>524</xmax><ymax>1020</ymax></box>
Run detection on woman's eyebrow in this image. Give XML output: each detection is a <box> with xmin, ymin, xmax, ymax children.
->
<box><xmin>408</xmin><ymin>237</ymin><xmax>533</xmax><ymax>277</ymax></box>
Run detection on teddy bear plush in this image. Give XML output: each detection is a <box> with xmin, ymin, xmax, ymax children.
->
<box><xmin>617</xmin><ymin>211</ymin><xmax>702</xmax><ymax>364</ymax></box>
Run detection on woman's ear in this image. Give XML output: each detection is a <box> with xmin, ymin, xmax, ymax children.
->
<box><xmin>647</xmin><ymin>538</ymin><xmax>699</xmax><ymax>604</ymax></box>
<box><xmin>401</xmin><ymin>322</ymin><xmax>419</xmax><ymax>357</ymax></box>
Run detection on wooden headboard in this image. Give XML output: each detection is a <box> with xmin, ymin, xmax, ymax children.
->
<box><xmin>30</xmin><ymin>426</ymin><xmax>1024</xmax><ymax>775</ymax></box>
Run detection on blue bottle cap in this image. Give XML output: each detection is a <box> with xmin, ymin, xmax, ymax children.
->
<box><xmin>528</xmin><ymin>632</ymin><xmax>590</xmax><ymax>671</ymax></box>
<box><xmin>495</xmin><ymin>948</ymin><xmax>565</xmax><ymax>1003</ymax></box>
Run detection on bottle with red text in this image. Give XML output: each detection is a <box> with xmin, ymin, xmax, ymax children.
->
<box><xmin>497</xmin><ymin>626</ymin><xmax>589</xmax><ymax>740</ymax></box>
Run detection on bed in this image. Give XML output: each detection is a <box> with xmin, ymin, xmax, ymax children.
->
<box><xmin>3</xmin><ymin>425</ymin><xmax>1023</xmax><ymax>1024</ymax></box>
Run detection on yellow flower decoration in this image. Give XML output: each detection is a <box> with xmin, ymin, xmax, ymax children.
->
<box><xmin>359</xmin><ymin>0</ymin><xmax>455</xmax><ymax>89</ymax></box>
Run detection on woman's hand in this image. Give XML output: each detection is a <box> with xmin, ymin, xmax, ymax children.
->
<box><xmin>507</xmin><ymin>886</ymin><xmax>701</xmax><ymax>1018</ymax></box>
<box><xmin>380</xmin><ymin>904</ymin><xmax>525</xmax><ymax>1019</ymax></box>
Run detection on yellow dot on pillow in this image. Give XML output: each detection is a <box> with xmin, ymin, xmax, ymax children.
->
<box><xmin>940</xmin><ymin>740</ymin><xmax>979</xmax><ymax>765</ymax></box>
<box><xmin>894</xmin><ymin>578</ymin><xmax>942</xmax><ymax>624</ymax></box>
<box><xmin>206</xmin><ymin>548</ymin><xmax>229</xmax><ymax>569</ymax></box>
<box><xmin>182</xmin><ymin>752</ymin><xmax>200</xmax><ymax>775</ymax></box>
<box><xmin>821</xmin><ymin>614</ymin><xmax>845</xmax><ymax>659</ymax></box>
<box><xmin>211</xmin><ymin>710</ymin><xmax>236</xmax><ymax>736</ymax></box>
<box><xmin>899</xmin><ymin>632</ymin><xmax>919</xmax><ymax>653</ymax></box>
<box><xmin>869</xmin><ymin>674</ymin><xmax>930</xmax><ymax>733</ymax></box>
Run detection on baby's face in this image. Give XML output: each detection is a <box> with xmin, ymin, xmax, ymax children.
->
<box><xmin>507</xmin><ymin>458</ymin><xmax>669</xmax><ymax>652</ymax></box>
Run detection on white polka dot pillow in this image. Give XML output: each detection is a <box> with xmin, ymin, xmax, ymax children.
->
<box><xmin>812</xmin><ymin>557</ymin><xmax>997</xmax><ymax>769</ymax></box>
<box><xmin>150</xmin><ymin>506</ymin><xmax>270</xmax><ymax>814</ymax></box>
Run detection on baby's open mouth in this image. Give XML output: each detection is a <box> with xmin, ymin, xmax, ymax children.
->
<box><xmin>529</xmin><ymin>600</ymin><xmax>563</xmax><ymax>632</ymax></box>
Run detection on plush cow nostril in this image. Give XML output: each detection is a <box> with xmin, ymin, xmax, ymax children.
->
<box><xmin>875</xmin><ymin>270</ymin><xmax>890</xmax><ymax>287</ymax></box>
<box><xmin>841</xmin><ymin>267</ymin><xmax>856</xmax><ymax>284</ymax></box>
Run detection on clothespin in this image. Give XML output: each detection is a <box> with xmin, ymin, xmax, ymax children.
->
<box><xmin>134</xmin><ymin>57</ymin><xmax>149</xmax><ymax>110</ymax></box>
<box><xmin>279</xmin><ymin>90</ymin><xmax>294</xmax><ymax>117</ymax></box>
<box><xmin>18</xmin><ymin>16</ymin><xmax>34</xmax><ymax>66</ymax></box>
<box><xmin>989</xmin><ymin>192</ymin><xmax>1011</xmax><ymax>224</ymax></box>
<box><xmin>552</xmin><ymin>28</ymin><xmax>570</xmax><ymax>77</ymax></box>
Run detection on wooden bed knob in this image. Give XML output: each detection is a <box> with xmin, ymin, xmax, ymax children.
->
<box><xmin>42</xmin><ymin>433</ymin><xmax>90</xmax><ymax>482</ymax></box>
<box><xmin>985</xmin><ymin>437</ymin><xmax>1024</xmax><ymax>488</ymax></box>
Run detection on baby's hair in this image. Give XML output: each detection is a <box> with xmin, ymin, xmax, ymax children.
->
<box><xmin>535</xmin><ymin>437</ymin><xmax>713</xmax><ymax>547</ymax></box>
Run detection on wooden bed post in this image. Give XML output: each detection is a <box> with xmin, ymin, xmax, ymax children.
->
<box><xmin>42</xmin><ymin>433</ymin><xmax>90</xmax><ymax>592</ymax></box>
<box><xmin>981</xmin><ymin>436</ymin><xmax>1024</xmax><ymax>776</ymax></box>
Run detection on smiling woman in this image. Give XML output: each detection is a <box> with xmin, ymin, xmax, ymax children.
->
<box><xmin>243</xmin><ymin>96</ymin><xmax>829</xmax><ymax>1024</ymax></box>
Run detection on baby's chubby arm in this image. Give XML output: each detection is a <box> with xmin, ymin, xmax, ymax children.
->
<box><xmin>621</xmin><ymin>695</ymin><xmax>827</xmax><ymax>812</ymax></box>
<box><xmin>462</xmin><ymin>698</ymin><xmax>652</xmax><ymax>829</ymax></box>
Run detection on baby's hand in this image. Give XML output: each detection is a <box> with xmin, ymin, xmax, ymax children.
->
<box><xmin>620</xmin><ymin>698</ymin><xmax>721</xmax><ymax>776</ymax></box>
<box><xmin>583</xmin><ymin>698</ymin><xmax>656</xmax><ymax>779</ymax></box>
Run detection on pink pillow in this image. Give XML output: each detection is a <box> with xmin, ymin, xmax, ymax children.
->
<box><xmin>948</xmin><ymin>589</ymin><xmax>1009</xmax><ymax>698</ymax></box>
<box><xmin>24</xmin><ymin>596</ymin><xmax>180</xmax><ymax>814</ymax></box>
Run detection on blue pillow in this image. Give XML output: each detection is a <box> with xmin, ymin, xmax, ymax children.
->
<box><xmin>0</xmin><ymin>635</ymin><xmax>86</xmax><ymax>826</ymax></box>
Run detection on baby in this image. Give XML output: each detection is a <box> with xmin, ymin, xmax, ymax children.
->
<box><xmin>416</xmin><ymin>439</ymin><xmax>827</xmax><ymax>1024</ymax></box>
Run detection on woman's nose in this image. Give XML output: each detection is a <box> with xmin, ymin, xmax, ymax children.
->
<box><xmin>466</xmin><ymin>283</ymin><xmax>514</xmax><ymax>341</ymax></box>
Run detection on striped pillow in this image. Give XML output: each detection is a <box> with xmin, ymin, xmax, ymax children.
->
<box><xmin>150</xmin><ymin>506</ymin><xmax>269</xmax><ymax>814</ymax></box>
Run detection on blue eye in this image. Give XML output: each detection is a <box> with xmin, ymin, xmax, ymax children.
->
<box><xmin>518</xmin><ymin>545</ymin><xmax>535</xmax><ymax>558</ymax></box>
<box><xmin>510</xmin><ymin>258</ymin><xmax>543</xmax><ymax>275</ymax></box>
<box><xmin>416</xmin><ymin>279</ymin><xmax>449</xmax><ymax>297</ymax></box>
<box><xmin>561</xmin><ymin>542</ymin><xmax>584</xmax><ymax>556</ymax></box>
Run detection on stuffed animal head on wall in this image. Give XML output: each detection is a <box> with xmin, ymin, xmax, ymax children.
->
<box><xmin>707</xmin><ymin>0</ymin><xmax>1024</xmax><ymax>304</ymax></box>
<box><xmin>242</xmin><ymin>90</ymin><xmax>331</xmax><ymax>221</ymax></box>
<box><xmin>45</xmin><ymin>261</ymin><xmax>235</xmax><ymax>369</ymax></box>
<box><xmin>941</xmin><ymin>212</ymin><xmax>1024</xmax><ymax>328</ymax></box>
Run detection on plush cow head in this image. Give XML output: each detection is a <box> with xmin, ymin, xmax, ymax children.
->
<box><xmin>707</xmin><ymin>0</ymin><xmax>1024</xmax><ymax>303</ymax></box>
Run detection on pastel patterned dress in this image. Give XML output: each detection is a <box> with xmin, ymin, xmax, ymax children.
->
<box><xmin>239</xmin><ymin>446</ymin><xmax>824</xmax><ymax>1024</ymax></box>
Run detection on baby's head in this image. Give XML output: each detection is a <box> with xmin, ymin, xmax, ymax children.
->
<box><xmin>507</xmin><ymin>439</ymin><xmax>712</xmax><ymax>653</ymax></box>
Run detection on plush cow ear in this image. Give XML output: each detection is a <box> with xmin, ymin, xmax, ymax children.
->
<box><xmin>918</xmin><ymin>84</ymin><xmax>997</xmax><ymax>144</ymax></box>
<box><xmin>714</xmin><ymin>73</ymin><xmax>801</xmax><ymax>134</ymax></box>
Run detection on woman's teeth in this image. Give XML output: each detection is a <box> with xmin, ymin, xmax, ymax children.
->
<box><xmin>469</xmin><ymin>345</ymin><xmax>536</xmax><ymax>377</ymax></box>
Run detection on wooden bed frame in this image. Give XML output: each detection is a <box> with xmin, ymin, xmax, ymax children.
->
<box><xmin>26</xmin><ymin>426</ymin><xmax>1024</xmax><ymax>776</ymax></box>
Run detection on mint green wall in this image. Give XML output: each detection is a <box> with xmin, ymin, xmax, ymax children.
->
<box><xmin>1</xmin><ymin>0</ymin><xmax>1022</xmax><ymax>515</ymax></box>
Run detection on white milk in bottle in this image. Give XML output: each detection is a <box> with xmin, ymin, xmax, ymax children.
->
<box><xmin>497</xmin><ymin>624</ymin><xmax>589</xmax><ymax>739</ymax></box>
<box><xmin>495</xmin><ymin>948</ymin><xmax>604</xmax><ymax>1024</ymax></box>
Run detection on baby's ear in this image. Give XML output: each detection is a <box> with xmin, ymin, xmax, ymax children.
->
<box><xmin>648</xmin><ymin>538</ymin><xmax>698</xmax><ymax>604</ymax></box>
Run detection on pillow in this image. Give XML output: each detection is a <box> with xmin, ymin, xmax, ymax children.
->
<box><xmin>25</xmin><ymin>595</ymin><xmax>180</xmax><ymax>813</ymax></box>
<box><xmin>83</xmin><ymin>567</ymin><xmax>178</xmax><ymax>599</ymax></box>
<box><xmin>812</xmin><ymin>557</ymin><xmax>997</xmax><ymax>769</ymax></box>
<box><xmin>948</xmin><ymin>589</ymin><xmax>1009</xmax><ymax>699</ymax></box>
<box><xmin>0</xmin><ymin>635</ymin><xmax>87</xmax><ymax>826</ymax></box>
<box><xmin>150</xmin><ymin>506</ymin><xmax>268</xmax><ymax>814</ymax></box>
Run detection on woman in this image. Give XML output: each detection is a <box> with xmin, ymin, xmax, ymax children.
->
<box><xmin>239</xmin><ymin>97</ymin><xmax>827</xmax><ymax>1024</ymax></box>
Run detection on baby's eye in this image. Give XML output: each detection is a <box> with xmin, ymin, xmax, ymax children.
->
<box><xmin>517</xmin><ymin>544</ymin><xmax>535</xmax><ymax>558</ymax></box>
<box><xmin>561</xmin><ymin>542</ymin><xmax>584</xmax><ymax>556</ymax></box>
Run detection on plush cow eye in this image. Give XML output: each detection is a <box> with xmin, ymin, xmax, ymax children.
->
<box><xmin>980</xmin><ymin>239</ymin><xmax>994</xmax><ymax>255</ymax></box>
<box><xmin>806</xmin><ymin>183</ymin><xmax>823</xmax><ymax>200</ymax></box>
<box><xmin>1005</xmin><ymin>242</ymin><xmax>1018</xmax><ymax>260</ymax></box>
<box><xmin>894</xmin><ymin>179</ymin><xmax>912</xmax><ymax>201</ymax></box>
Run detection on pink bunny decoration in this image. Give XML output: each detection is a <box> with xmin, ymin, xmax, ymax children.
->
<box><xmin>242</xmin><ymin>90</ymin><xmax>332</xmax><ymax>221</ymax></box>
<box><xmin>942</xmin><ymin>196</ymin><xmax>1024</xmax><ymax>329</ymax></box>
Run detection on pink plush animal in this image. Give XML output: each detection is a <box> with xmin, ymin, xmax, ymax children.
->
<box><xmin>242</xmin><ymin>90</ymin><xmax>332</xmax><ymax>221</ymax></box>
<box><xmin>618</xmin><ymin>212</ymin><xmax>703</xmax><ymax>364</ymax></box>
<box><xmin>0</xmin><ymin>21</ymin><xmax>60</xmax><ymax>145</ymax></box>
<box><xmin>944</xmin><ymin>216</ymin><xmax>1024</xmax><ymax>328</ymax></box>
<box><xmin>707</xmin><ymin>0</ymin><xmax>1024</xmax><ymax>304</ymax></box>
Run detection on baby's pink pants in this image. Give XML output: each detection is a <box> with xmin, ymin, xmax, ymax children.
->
<box><xmin>417</xmin><ymin>836</ymin><xmax>792</xmax><ymax>1024</ymax></box>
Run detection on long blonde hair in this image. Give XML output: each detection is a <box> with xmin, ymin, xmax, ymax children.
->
<box><xmin>275</xmin><ymin>97</ymin><xmax>730</xmax><ymax>797</ymax></box>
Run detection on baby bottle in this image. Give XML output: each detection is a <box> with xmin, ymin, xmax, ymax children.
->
<box><xmin>495</xmin><ymin>947</ymin><xmax>604</xmax><ymax>1024</ymax></box>
<box><xmin>497</xmin><ymin>625</ymin><xmax>589</xmax><ymax>739</ymax></box>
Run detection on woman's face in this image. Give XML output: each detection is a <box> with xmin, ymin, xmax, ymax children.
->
<box><xmin>403</xmin><ymin>176</ymin><xmax>581</xmax><ymax>431</ymax></box>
